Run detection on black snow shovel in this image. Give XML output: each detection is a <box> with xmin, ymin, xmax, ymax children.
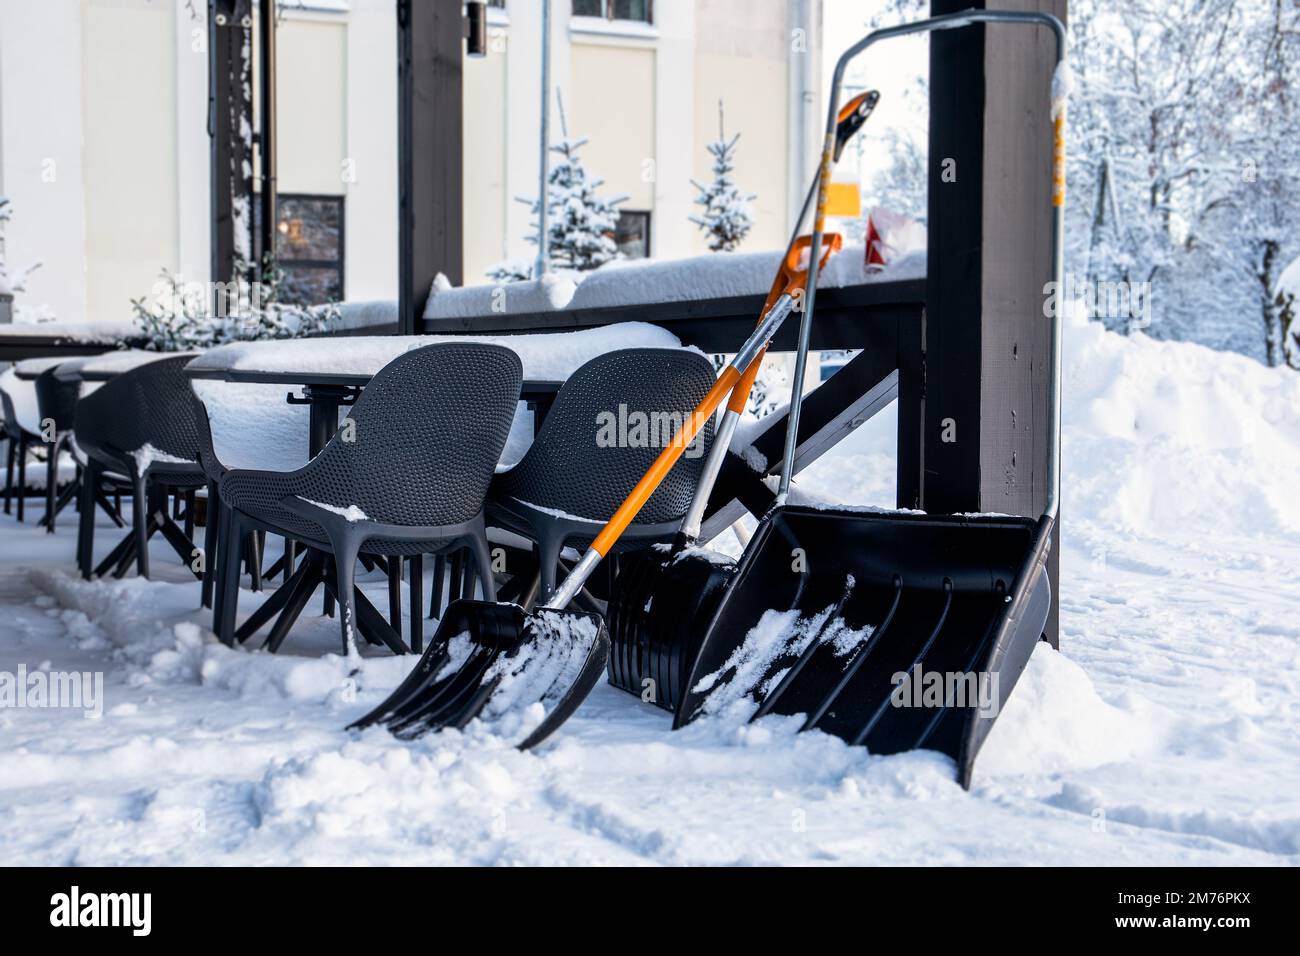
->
<box><xmin>607</xmin><ymin>92</ymin><xmax>881</xmax><ymax>712</ymax></box>
<box><xmin>668</xmin><ymin>8</ymin><xmax>1069</xmax><ymax>788</ymax></box>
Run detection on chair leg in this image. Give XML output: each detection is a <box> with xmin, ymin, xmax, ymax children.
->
<box><xmin>201</xmin><ymin>481</ymin><xmax>220</xmax><ymax>610</ymax></box>
<box><xmin>43</xmin><ymin>437</ymin><xmax>59</xmax><ymax>533</ymax></box>
<box><xmin>332</xmin><ymin>535</ymin><xmax>361</xmax><ymax>657</ymax></box>
<box><xmin>245</xmin><ymin>532</ymin><xmax>264</xmax><ymax>592</ymax></box>
<box><xmin>448</xmin><ymin>551</ymin><xmax>463</xmax><ymax>603</ymax></box>
<box><xmin>388</xmin><ymin>556</ymin><xmax>402</xmax><ymax>634</ymax></box>
<box><xmin>471</xmin><ymin>534</ymin><xmax>498</xmax><ymax>603</ymax></box>
<box><xmin>17</xmin><ymin>437</ymin><xmax>27</xmax><ymax>522</ymax></box>
<box><xmin>132</xmin><ymin>475</ymin><xmax>151</xmax><ymax>579</ymax></box>
<box><xmin>183</xmin><ymin>488</ymin><xmax>196</xmax><ymax>541</ymax></box>
<box><xmin>77</xmin><ymin>460</ymin><xmax>99</xmax><ymax>579</ymax></box>
<box><xmin>537</xmin><ymin>533</ymin><xmax>565</xmax><ymax>605</ymax></box>
<box><xmin>4</xmin><ymin>438</ymin><xmax>14</xmax><ymax>515</ymax></box>
<box><xmin>283</xmin><ymin>538</ymin><xmax>297</xmax><ymax>583</ymax></box>
<box><xmin>216</xmin><ymin>509</ymin><xmax>245</xmax><ymax>646</ymax></box>
<box><xmin>428</xmin><ymin>553</ymin><xmax>446</xmax><ymax>619</ymax></box>
<box><xmin>408</xmin><ymin>554</ymin><xmax>424</xmax><ymax>653</ymax></box>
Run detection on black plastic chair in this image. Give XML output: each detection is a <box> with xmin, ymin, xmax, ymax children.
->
<box><xmin>73</xmin><ymin>355</ymin><xmax>207</xmax><ymax>580</ymax></box>
<box><xmin>33</xmin><ymin>367</ymin><xmax>87</xmax><ymax>533</ymax></box>
<box><xmin>216</xmin><ymin>343</ymin><xmax>522</xmax><ymax>656</ymax></box>
<box><xmin>489</xmin><ymin>347</ymin><xmax>717</xmax><ymax>603</ymax></box>
<box><xmin>2</xmin><ymin>383</ymin><xmax>40</xmax><ymax>522</ymax></box>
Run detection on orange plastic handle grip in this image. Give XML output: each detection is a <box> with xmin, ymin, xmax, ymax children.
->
<box><xmin>727</xmin><ymin>233</ymin><xmax>844</xmax><ymax>414</ymax></box>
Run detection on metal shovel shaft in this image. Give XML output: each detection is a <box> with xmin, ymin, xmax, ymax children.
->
<box><xmin>543</xmin><ymin>293</ymin><xmax>798</xmax><ymax>612</ymax></box>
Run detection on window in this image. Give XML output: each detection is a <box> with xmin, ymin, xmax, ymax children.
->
<box><xmin>572</xmin><ymin>0</ymin><xmax>652</xmax><ymax>24</ymax></box>
<box><xmin>614</xmin><ymin>210</ymin><xmax>651</xmax><ymax>259</ymax></box>
<box><xmin>252</xmin><ymin>194</ymin><xmax>345</xmax><ymax>306</ymax></box>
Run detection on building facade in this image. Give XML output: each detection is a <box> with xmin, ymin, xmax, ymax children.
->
<box><xmin>0</xmin><ymin>0</ymin><xmax>822</xmax><ymax>325</ymax></box>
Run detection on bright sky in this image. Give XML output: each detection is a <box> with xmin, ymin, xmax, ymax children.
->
<box><xmin>821</xmin><ymin>0</ymin><xmax>930</xmax><ymax>186</ymax></box>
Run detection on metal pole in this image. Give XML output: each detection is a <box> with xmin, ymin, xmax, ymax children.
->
<box><xmin>535</xmin><ymin>0</ymin><xmax>551</xmax><ymax>278</ymax></box>
<box><xmin>257</xmin><ymin>0</ymin><xmax>277</xmax><ymax>281</ymax></box>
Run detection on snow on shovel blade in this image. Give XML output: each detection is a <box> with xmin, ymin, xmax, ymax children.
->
<box><xmin>674</xmin><ymin>506</ymin><xmax>1053</xmax><ymax>788</ymax></box>
<box><xmin>348</xmin><ymin>600</ymin><xmax>609</xmax><ymax>750</ymax></box>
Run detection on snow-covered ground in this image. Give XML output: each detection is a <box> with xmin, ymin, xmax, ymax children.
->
<box><xmin>1</xmin><ymin>310</ymin><xmax>1298</xmax><ymax>865</ymax></box>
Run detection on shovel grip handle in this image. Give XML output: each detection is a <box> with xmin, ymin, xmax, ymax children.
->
<box><xmin>726</xmin><ymin>235</ymin><xmax>842</xmax><ymax>415</ymax></box>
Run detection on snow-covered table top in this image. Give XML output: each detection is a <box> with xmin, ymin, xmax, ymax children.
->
<box><xmin>0</xmin><ymin>320</ymin><xmax>138</xmax><ymax>343</ymax></box>
<box><xmin>186</xmin><ymin>322</ymin><xmax>685</xmax><ymax>383</ymax></box>
<box><xmin>66</xmin><ymin>349</ymin><xmax>178</xmax><ymax>380</ymax></box>
<box><xmin>13</xmin><ymin>355</ymin><xmax>85</xmax><ymax>378</ymax></box>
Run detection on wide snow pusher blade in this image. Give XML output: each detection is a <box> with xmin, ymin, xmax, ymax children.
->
<box><xmin>673</xmin><ymin>507</ymin><xmax>1053</xmax><ymax>787</ymax></box>
<box><xmin>349</xmin><ymin>601</ymin><xmax>609</xmax><ymax>749</ymax></box>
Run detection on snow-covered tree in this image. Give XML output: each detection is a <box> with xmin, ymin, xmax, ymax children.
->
<box><xmin>503</xmin><ymin>93</ymin><xmax>626</xmax><ymax>280</ymax></box>
<box><xmin>132</xmin><ymin>252</ymin><xmax>337</xmax><ymax>352</ymax></box>
<box><xmin>690</xmin><ymin>102</ymin><xmax>756</xmax><ymax>252</ymax></box>
<box><xmin>0</xmin><ymin>196</ymin><xmax>41</xmax><ymax>297</ymax></box>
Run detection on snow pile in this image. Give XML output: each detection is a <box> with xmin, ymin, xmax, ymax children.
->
<box><xmin>425</xmin><ymin>270</ymin><xmax>581</xmax><ymax>318</ymax></box>
<box><xmin>1062</xmin><ymin>308</ymin><xmax>1300</xmax><ymax>536</ymax></box>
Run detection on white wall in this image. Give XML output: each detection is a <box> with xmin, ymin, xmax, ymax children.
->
<box><xmin>341</xmin><ymin>0</ymin><xmax>396</xmax><ymax>301</ymax></box>
<box><xmin>175</xmin><ymin>0</ymin><xmax>211</xmax><ymax>288</ymax></box>
<box><xmin>0</xmin><ymin>0</ymin><xmax>87</xmax><ymax>323</ymax></box>
<box><xmin>81</xmin><ymin>0</ymin><xmax>179</xmax><ymax>324</ymax></box>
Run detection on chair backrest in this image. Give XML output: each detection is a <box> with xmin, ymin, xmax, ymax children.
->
<box><xmin>0</xmin><ymin>368</ymin><xmax>40</xmax><ymax>438</ymax></box>
<box><xmin>73</xmin><ymin>354</ymin><xmax>202</xmax><ymax>472</ymax></box>
<box><xmin>292</xmin><ymin>342</ymin><xmax>522</xmax><ymax>526</ymax></box>
<box><xmin>34</xmin><ymin>368</ymin><xmax>80</xmax><ymax>434</ymax></box>
<box><xmin>0</xmin><ymin>388</ymin><xmax>20</xmax><ymax>440</ymax></box>
<box><xmin>496</xmin><ymin>347</ymin><xmax>717</xmax><ymax>524</ymax></box>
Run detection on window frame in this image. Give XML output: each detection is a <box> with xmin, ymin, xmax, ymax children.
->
<box><xmin>613</xmin><ymin>209</ymin><xmax>652</xmax><ymax>260</ymax></box>
<box><xmin>256</xmin><ymin>192</ymin><xmax>347</xmax><ymax>305</ymax></box>
<box><xmin>572</xmin><ymin>0</ymin><xmax>654</xmax><ymax>25</ymax></box>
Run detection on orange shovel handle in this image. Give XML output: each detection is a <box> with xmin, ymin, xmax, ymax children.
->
<box><xmin>591</xmin><ymin>234</ymin><xmax>843</xmax><ymax>557</ymax></box>
<box><xmin>727</xmin><ymin>233</ymin><xmax>844</xmax><ymax>415</ymax></box>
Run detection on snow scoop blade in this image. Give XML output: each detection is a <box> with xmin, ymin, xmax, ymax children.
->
<box><xmin>674</xmin><ymin>506</ymin><xmax>1053</xmax><ymax>788</ymax></box>
<box><xmin>607</xmin><ymin>545</ymin><xmax>736</xmax><ymax>713</ymax></box>
<box><xmin>348</xmin><ymin>600</ymin><xmax>610</xmax><ymax>750</ymax></box>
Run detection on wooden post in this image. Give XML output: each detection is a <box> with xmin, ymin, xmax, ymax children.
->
<box><xmin>397</xmin><ymin>0</ymin><xmax>464</xmax><ymax>335</ymax></box>
<box><xmin>209</xmin><ymin>0</ymin><xmax>254</xmax><ymax>292</ymax></box>
<box><xmin>922</xmin><ymin>0</ymin><xmax>1067</xmax><ymax>645</ymax></box>
<box><xmin>256</xmin><ymin>0</ymin><xmax>277</xmax><ymax>281</ymax></box>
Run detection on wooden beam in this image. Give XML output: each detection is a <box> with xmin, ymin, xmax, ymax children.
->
<box><xmin>397</xmin><ymin>0</ymin><xmax>464</xmax><ymax>335</ymax></box>
<box><xmin>924</xmin><ymin>0</ymin><xmax>1067</xmax><ymax>645</ymax></box>
<box><xmin>209</xmin><ymin>0</ymin><xmax>254</xmax><ymax>290</ymax></box>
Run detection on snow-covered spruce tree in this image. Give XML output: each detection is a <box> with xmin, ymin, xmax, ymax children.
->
<box><xmin>131</xmin><ymin>252</ymin><xmax>337</xmax><ymax>352</ymax></box>
<box><xmin>0</xmin><ymin>196</ymin><xmax>41</xmax><ymax>298</ymax></box>
<box><xmin>500</xmin><ymin>93</ymin><xmax>627</xmax><ymax>281</ymax></box>
<box><xmin>690</xmin><ymin>102</ymin><xmax>756</xmax><ymax>253</ymax></box>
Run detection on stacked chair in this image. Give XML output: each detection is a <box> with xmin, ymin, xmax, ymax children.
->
<box><xmin>1</xmin><ymin>368</ymin><xmax>44</xmax><ymax>521</ymax></box>
<box><xmin>74</xmin><ymin>355</ymin><xmax>207</xmax><ymax>580</ymax></box>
